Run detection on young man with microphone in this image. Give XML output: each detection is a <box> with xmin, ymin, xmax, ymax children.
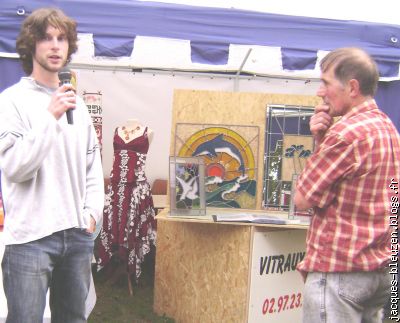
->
<box><xmin>0</xmin><ymin>7</ymin><xmax>104</xmax><ymax>323</ymax></box>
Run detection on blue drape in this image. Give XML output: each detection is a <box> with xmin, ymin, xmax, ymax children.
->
<box><xmin>0</xmin><ymin>1</ymin><xmax>399</xmax><ymax>76</ymax></box>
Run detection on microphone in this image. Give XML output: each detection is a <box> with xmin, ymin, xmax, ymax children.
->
<box><xmin>58</xmin><ymin>67</ymin><xmax>74</xmax><ymax>125</ymax></box>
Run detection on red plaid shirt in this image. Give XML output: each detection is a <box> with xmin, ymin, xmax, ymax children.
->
<box><xmin>297</xmin><ymin>100</ymin><xmax>400</xmax><ymax>273</ymax></box>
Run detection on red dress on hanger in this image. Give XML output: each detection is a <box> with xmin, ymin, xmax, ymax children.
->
<box><xmin>98</xmin><ymin>127</ymin><xmax>157</xmax><ymax>280</ymax></box>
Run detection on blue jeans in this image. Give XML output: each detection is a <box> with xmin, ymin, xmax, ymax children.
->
<box><xmin>2</xmin><ymin>228</ymin><xmax>94</xmax><ymax>323</ymax></box>
<box><xmin>303</xmin><ymin>270</ymin><xmax>391</xmax><ymax>323</ymax></box>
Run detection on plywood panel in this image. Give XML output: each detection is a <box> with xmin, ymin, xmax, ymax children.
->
<box><xmin>170</xmin><ymin>90</ymin><xmax>320</xmax><ymax>209</ymax></box>
<box><xmin>154</xmin><ymin>218</ymin><xmax>252</xmax><ymax>323</ymax></box>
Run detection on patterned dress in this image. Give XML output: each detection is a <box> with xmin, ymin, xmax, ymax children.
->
<box><xmin>98</xmin><ymin>127</ymin><xmax>157</xmax><ymax>280</ymax></box>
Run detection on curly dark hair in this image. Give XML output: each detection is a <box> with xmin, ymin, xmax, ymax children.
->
<box><xmin>16</xmin><ymin>7</ymin><xmax>78</xmax><ymax>75</ymax></box>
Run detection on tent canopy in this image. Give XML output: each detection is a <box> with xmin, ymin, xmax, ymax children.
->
<box><xmin>1</xmin><ymin>0</ymin><xmax>400</xmax><ymax>78</ymax></box>
<box><xmin>0</xmin><ymin>1</ymin><xmax>399</xmax><ymax>184</ymax></box>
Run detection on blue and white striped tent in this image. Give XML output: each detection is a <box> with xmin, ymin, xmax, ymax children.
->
<box><xmin>0</xmin><ymin>0</ymin><xmax>400</xmax><ymax>81</ymax></box>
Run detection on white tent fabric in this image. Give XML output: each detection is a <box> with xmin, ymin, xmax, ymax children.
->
<box><xmin>72</xmin><ymin>34</ymin><xmax>333</xmax><ymax>80</ymax></box>
<box><xmin>1</xmin><ymin>1</ymin><xmax>400</xmax><ymax>80</ymax></box>
<box><xmin>148</xmin><ymin>0</ymin><xmax>400</xmax><ymax>25</ymax></box>
<box><xmin>75</xmin><ymin>68</ymin><xmax>319</xmax><ymax>184</ymax></box>
<box><xmin>70</xmin><ymin>0</ymin><xmax>400</xmax><ymax>80</ymax></box>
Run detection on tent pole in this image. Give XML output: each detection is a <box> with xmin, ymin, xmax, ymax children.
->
<box><xmin>233</xmin><ymin>48</ymin><xmax>252</xmax><ymax>92</ymax></box>
<box><xmin>69</xmin><ymin>62</ymin><xmax>321</xmax><ymax>83</ymax></box>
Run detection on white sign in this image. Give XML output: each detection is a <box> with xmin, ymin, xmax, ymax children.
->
<box><xmin>82</xmin><ymin>91</ymin><xmax>103</xmax><ymax>154</ymax></box>
<box><xmin>248</xmin><ymin>229</ymin><xmax>307</xmax><ymax>322</ymax></box>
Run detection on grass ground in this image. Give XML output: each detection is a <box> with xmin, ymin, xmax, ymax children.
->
<box><xmin>88</xmin><ymin>247</ymin><xmax>396</xmax><ymax>323</ymax></box>
<box><xmin>89</xmin><ymin>269</ymin><xmax>396</xmax><ymax>323</ymax></box>
<box><xmin>88</xmin><ymin>249</ymin><xmax>174</xmax><ymax>323</ymax></box>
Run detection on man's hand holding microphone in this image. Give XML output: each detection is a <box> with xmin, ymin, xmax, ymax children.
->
<box><xmin>48</xmin><ymin>67</ymin><xmax>76</xmax><ymax>123</ymax></box>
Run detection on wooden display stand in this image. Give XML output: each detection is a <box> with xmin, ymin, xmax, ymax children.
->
<box><xmin>153</xmin><ymin>89</ymin><xmax>318</xmax><ymax>322</ymax></box>
<box><xmin>153</xmin><ymin>209</ymin><xmax>307</xmax><ymax>322</ymax></box>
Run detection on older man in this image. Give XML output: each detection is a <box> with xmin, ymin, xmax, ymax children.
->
<box><xmin>295</xmin><ymin>47</ymin><xmax>400</xmax><ymax>323</ymax></box>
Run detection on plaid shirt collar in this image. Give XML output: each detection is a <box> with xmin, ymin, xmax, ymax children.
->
<box><xmin>341</xmin><ymin>99</ymin><xmax>377</xmax><ymax>121</ymax></box>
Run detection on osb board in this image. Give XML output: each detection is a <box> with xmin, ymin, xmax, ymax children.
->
<box><xmin>154</xmin><ymin>220</ymin><xmax>252</xmax><ymax>322</ymax></box>
<box><xmin>170</xmin><ymin>89</ymin><xmax>320</xmax><ymax>209</ymax></box>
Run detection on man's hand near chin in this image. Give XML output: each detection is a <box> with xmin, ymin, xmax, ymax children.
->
<box><xmin>310</xmin><ymin>104</ymin><xmax>333</xmax><ymax>147</ymax></box>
